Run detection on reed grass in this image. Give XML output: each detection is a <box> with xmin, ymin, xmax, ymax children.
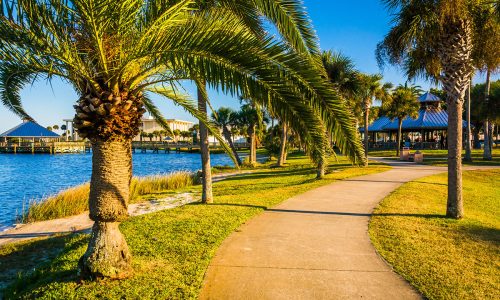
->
<box><xmin>21</xmin><ymin>171</ymin><xmax>197</xmax><ymax>223</ymax></box>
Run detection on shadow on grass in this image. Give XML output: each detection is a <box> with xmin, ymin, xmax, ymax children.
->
<box><xmin>1</xmin><ymin>233</ymin><xmax>87</xmax><ymax>297</ymax></box>
<box><xmin>459</xmin><ymin>224</ymin><xmax>500</xmax><ymax>244</ymax></box>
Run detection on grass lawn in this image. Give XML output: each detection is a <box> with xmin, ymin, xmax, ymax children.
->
<box><xmin>0</xmin><ymin>153</ymin><xmax>389</xmax><ymax>299</ymax></box>
<box><xmin>368</xmin><ymin>148</ymin><xmax>500</xmax><ymax>166</ymax></box>
<box><xmin>369</xmin><ymin>170</ymin><xmax>500</xmax><ymax>300</ymax></box>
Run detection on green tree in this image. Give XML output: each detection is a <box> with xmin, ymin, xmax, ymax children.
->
<box><xmin>471</xmin><ymin>3</ymin><xmax>500</xmax><ymax>160</ymax></box>
<box><xmin>376</xmin><ymin>0</ymin><xmax>487</xmax><ymax>218</ymax></box>
<box><xmin>381</xmin><ymin>84</ymin><xmax>421</xmax><ymax>156</ymax></box>
<box><xmin>471</xmin><ymin>80</ymin><xmax>500</xmax><ymax>149</ymax></box>
<box><xmin>46</xmin><ymin>126</ymin><xmax>53</xmax><ymax>131</ymax></box>
<box><xmin>235</xmin><ymin>104</ymin><xmax>261</xmax><ymax>165</ymax></box>
<box><xmin>0</xmin><ymin>0</ymin><xmax>364</xmax><ymax>279</ymax></box>
<box><xmin>173</xmin><ymin>129</ymin><xmax>181</xmax><ymax>143</ymax></box>
<box><xmin>212</xmin><ymin>107</ymin><xmax>242</xmax><ymax>166</ymax></box>
<box><xmin>53</xmin><ymin>124</ymin><xmax>59</xmax><ymax>130</ymax></box>
<box><xmin>357</xmin><ymin>73</ymin><xmax>392</xmax><ymax>164</ymax></box>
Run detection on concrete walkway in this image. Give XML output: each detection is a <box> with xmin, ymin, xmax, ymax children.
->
<box><xmin>200</xmin><ymin>160</ymin><xmax>497</xmax><ymax>299</ymax></box>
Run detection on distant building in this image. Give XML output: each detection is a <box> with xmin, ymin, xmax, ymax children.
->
<box><xmin>1</xmin><ymin>120</ymin><xmax>60</xmax><ymax>142</ymax></box>
<box><xmin>360</xmin><ymin>92</ymin><xmax>468</xmax><ymax>150</ymax></box>
<box><xmin>136</xmin><ymin>116</ymin><xmax>194</xmax><ymax>141</ymax></box>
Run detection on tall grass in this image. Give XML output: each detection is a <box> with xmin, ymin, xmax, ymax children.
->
<box><xmin>21</xmin><ymin>171</ymin><xmax>197</xmax><ymax>223</ymax></box>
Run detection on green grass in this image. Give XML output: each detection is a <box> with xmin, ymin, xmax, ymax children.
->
<box><xmin>1</xmin><ymin>154</ymin><xmax>389</xmax><ymax>299</ymax></box>
<box><xmin>22</xmin><ymin>171</ymin><xmax>197</xmax><ymax>223</ymax></box>
<box><xmin>368</xmin><ymin>148</ymin><xmax>500</xmax><ymax>166</ymax></box>
<box><xmin>369</xmin><ymin>170</ymin><xmax>500</xmax><ymax>300</ymax></box>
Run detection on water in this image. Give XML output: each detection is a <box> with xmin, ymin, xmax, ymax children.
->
<box><xmin>0</xmin><ymin>152</ymin><xmax>234</xmax><ymax>230</ymax></box>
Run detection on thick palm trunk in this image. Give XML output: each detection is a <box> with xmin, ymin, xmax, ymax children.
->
<box><xmin>464</xmin><ymin>81</ymin><xmax>472</xmax><ymax>162</ymax></box>
<box><xmin>222</xmin><ymin>126</ymin><xmax>241</xmax><ymax>166</ymax></box>
<box><xmin>79</xmin><ymin>139</ymin><xmax>133</xmax><ymax>279</ymax></box>
<box><xmin>316</xmin><ymin>153</ymin><xmax>326</xmax><ymax>179</ymax></box>
<box><xmin>483</xmin><ymin>70</ymin><xmax>492</xmax><ymax>160</ymax></box>
<box><xmin>277</xmin><ymin>123</ymin><xmax>288</xmax><ymax>167</ymax></box>
<box><xmin>439</xmin><ymin>19</ymin><xmax>472</xmax><ymax>219</ymax></box>
<box><xmin>74</xmin><ymin>89</ymin><xmax>145</xmax><ymax>279</ymax></box>
<box><xmin>364</xmin><ymin>105</ymin><xmax>369</xmax><ymax>166</ymax></box>
<box><xmin>197</xmin><ymin>85</ymin><xmax>213</xmax><ymax>203</ymax></box>
<box><xmin>397</xmin><ymin>119</ymin><xmax>402</xmax><ymax>157</ymax></box>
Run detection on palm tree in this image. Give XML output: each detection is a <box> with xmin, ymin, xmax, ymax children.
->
<box><xmin>212</xmin><ymin>107</ymin><xmax>242</xmax><ymax>166</ymax></box>
<box><xmin>320</xmin><ymin>50</ymin><xmax>362</xmax><ymax>172</ymax></box>
<box><xmin>357</xmin><ymin>74</ymin><xmax>392</xmax><ymax>163</ymax></box>
<box><xmin>321</xmin><ymin>50</ymin><xmax>360</xmax><ymax>101</ymax></box>
<box><xmin>381</xmin><ymin>84</ymin><xmax>421</xmax><ymax>156</ymax></box>
<box><xmin>0</xmin><ymin>0</ymin><xmax>364</xmax><ymax>279</ymax></box>
<box><xmin>276</xmin><ymin>120</ymin><xmax>288</xmax><ymax>167</ymax></box>
<box><xmin>376</xmin><ymin>0</ymin><xmax>492</xmax><ymax>219</ymax></box>
<box><xmin>471</xmin><ymin>3</ymin><xmax>500</xmax><ymax>160</ymax></box>
<box><xmin>173</xmin><ymin>129</ymin><xmax>181</xmax><ymax>143</ymax></box>
<box><xmin>235</xmin><ymin>104</ymin><xmax>260</xmax><ymax>165</ymax></box>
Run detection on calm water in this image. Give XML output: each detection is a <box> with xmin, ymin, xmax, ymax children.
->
<box><xmin>0</xmin><ymin>152</ymin><xmax>234</xmax><ymax>230</ymax></box>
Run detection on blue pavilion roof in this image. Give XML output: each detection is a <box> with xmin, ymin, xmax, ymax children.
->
<box><xmin>418</xmin><ymin>92</ymin><xmax>441</xmax><ymax>103</ymax></box>
<box><xmin>360</xmin><ymin>108</ymin><xmax>467</xmax><ymax>132</ymax></box>
<box><xmin>0</xmin><ymin>121</ymin><xmax>60</xmax><ymax>138</ymax></box>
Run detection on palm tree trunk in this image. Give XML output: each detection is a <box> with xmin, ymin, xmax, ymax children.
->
<box><xmin>79</xmin><ymin>138</ymin><xmax>132</xmax><ymax>279</ymax></box>
<box><xmin>197</xmin><ymin>83</ymin><xmax>213</xmax><ymax>203</ymax></box>
<box><xmin>464</xmin><ymin>81</ymin><xmax>472</xmax><ymax>162</ymax></box>
<box><xmin>397</xmin><ymin>119</ymin><xmax>402</xmax><ymax>157</ymax></box>
<box><xmin>249</xmin><ymin>124</ymin><xmax>257</xmax><ymax>164</ymax></box>
<box><xmin>440</xmin><ymin>19</ymin><xmax>472</xmax><ymax>219</ymax></box>
<box><xmin>316</xmin><ymin>153</ymin><xmax>326</xmax><ymax>179</ymax></box>
<box><xmin>446</xmin><ymin>100</ymin><xmax>464</xmax><ymax>219</ymax></box>
<box><xmin>223</xmin><ymin>126</ymin><xmax>241</xmax><ymax>166</ymax></box>
<box><xmin>277</xmin><ymin>122</ymin><xmax>288</xmax><ymax>167</ymax></box>
<box><xmin>364</xmin><ymin>105</ymin><xmax>369</xmax><ymax>166</ymax></box>
<box><xmin>483</xmin><ymin>70</ymin><xmax>492</xmax><ymax>161</ymax></box>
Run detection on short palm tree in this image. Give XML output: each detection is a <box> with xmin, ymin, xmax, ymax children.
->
<box><xmin>381</xmin><ymin>84</ymin><xmax>421</xmax><ymax>156</ymax></box>
<box><xmin>212</xmin><ymin>107</ymin><xmax>242</xmax><ymax>166</ymax></box>
<box><xmin>235</xmin><ymin>103</ymin><xmax>261</xmax><ymax>164</ymax></box>
<box><xmin>376</xmin><ymin>0</ymin><xmax>494</xmax><ymax>218</ymax></box>
<box><xmin>357</xmin><ymin>73</ymin><xmax>392</xmax><ymax>163</ymax></box>
<box><xmin>0</xmin><ymin>0</ymin><xmax>364</xmax><ymax>279</ymax></box>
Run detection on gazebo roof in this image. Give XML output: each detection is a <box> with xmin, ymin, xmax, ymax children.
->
<box><xmin>418</xmin><ymin>92</ymin><xmax>441</xmax><ymax>103</ymax></box>
<box><xmin>360</xmin><ymin>107</ymin><xmax>467</xmax><ymax>132</ymax></box>
<box><xmin>0</xmin><ymin>121</ymin><xmax>60</xmax><ymax>138</ymax></box>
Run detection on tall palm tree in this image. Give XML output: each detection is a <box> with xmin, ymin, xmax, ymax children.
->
<box><xmin>212</xmin><ymin>107</ymin><xmax>242</xmax><ymax>166</ymax></box>
<box><xmin>381</xmin><ymin>84</ymin><xmax>421</xmax><ymax>156</ymax></box>
<box><xmin>376</xmin><ymin>0</ymin><xmax>491</xmax><ymax>219</ymax></box>
<box><xmin>276</xmin><ymin>120</ymin><xmax>288</xmax><ymax>166</ymax></box>
<box><xmin>357</xmin><ymin>74</ymin><xmax>392</xmax><ymax>163</ymax></box>
<box><xmin>0</xmin><ymin>0</ymin><xmax>364</xmax><ymax>279</ymax></box>
<box><xmin>471</xmin><ymin>3</ymin><xmax>500</xmax><ymax>160</ymax></box>
<box><xmin>321</xmin><ymin>50</ymin><xmax>360</xmax><ymax>102</ymax></box>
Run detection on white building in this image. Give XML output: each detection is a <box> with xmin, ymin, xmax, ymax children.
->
<box><xmin>136</xmin><ymin>116</ymin><xmax>194</xmax><ymax>141</ymax></box>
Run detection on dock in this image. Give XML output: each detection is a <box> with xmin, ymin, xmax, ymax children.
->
<box><xmin>0</xmin><ymin>141</ymin><xmax>249</xmax><ymax>154</ymax></box>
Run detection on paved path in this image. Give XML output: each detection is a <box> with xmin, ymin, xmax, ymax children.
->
<box><xmin>200</xmin><ymin>160</ymin><xmax>498</xmax><ymax>300</ymax></box>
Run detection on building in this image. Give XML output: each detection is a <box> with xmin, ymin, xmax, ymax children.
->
<box><xmin>360</xmin><ymin>92</ymin><xmax>468</xmax><ymax>149</ymax></box>
<box><xmin>1</xmin><ymin>120</ymin><xmax>60</xmax><ymax>143</ymax></box>
<box><xmin>136</xmin><ymin>116</ymin><xmax>194</xmax><ymax>141</ymax></box>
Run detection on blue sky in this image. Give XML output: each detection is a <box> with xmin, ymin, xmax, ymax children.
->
<box><xmin>0</xmin><ymin>0</ymin><xmax>494</xmax><ymax>132</ymax></box>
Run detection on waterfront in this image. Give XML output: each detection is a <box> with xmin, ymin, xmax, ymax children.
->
<box><xmin>0</xmin><ymin>152</ymin><xmax>234</xmax><ymax>230</ymax></box>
